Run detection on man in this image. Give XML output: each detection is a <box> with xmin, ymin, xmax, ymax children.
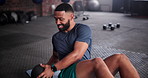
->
<box><xmin>37</xmin><ymin>3</ymin><xmax>140</xmax><ymax>78</ymax></box>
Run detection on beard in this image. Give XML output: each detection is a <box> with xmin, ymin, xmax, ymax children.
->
<box><xmin>57</xmin><ymin>20</ymin><xmax>70</xmax><ymax>32</ymax></box>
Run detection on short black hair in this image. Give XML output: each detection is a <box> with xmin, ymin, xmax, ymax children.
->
<box><xmin>55</xmin><ymin>3</ymin><xmax>74</xmax><ymax>13</ymax></box>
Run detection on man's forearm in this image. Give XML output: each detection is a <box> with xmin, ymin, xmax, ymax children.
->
<box><xmin>47</xmin><ymin>55</ymin><xmax>59</xmax><ymax>65</ymax></box>
<box><xmin>54</xmin><ymin>41</ymin><xmax>88</xmax><ymax>71</ymax></box>
<box><xmin>54</xmin><ymin>50</ymin><xmax>82</xmax><ymax>70</ymax></box>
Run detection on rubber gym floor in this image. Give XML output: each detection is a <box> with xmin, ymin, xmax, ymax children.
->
<box><xmin>0</xmin><ymin>12</ymin><xmax>148</xmax><ymax>78</ymax></box>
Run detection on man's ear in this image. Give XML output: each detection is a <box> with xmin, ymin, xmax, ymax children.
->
<box><xmin>70</xmin><ymin>13</ymin><xmax>75</xmax><ymax>20</ymax></box>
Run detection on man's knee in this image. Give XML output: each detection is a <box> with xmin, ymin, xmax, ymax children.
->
<box><xmin>92</xmin><ymin>58</ymin><xmax>103</xmax><ymax>63</ymax></box>
<box><xmin>91</xmin><ymin>58</ymin><xmax>105</xmax><ymax>67</ymax></box>
<box><xmin>113</xmin><ymin>54</ymin><xmax>129</xmax><ymax>61</ymax></box>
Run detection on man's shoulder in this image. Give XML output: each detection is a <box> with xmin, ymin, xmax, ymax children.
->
<box><xmin>76</xmin><ymin>23</ymin><xmax>90</xmax><ymax>30</ymax></box>
<box><xmin>76</xmin><ymin>23</ymin><xmax>91</xmax><ymax>31</ymax></box>
<box><xmin>52</xmin><ymin>31</ymin><xmax>60</xmax><ymax>37</ymax></box>
<box><xmin>76</xmin><ymin>23</ymin><xmax>89</xmax><ymax>27</ymax></box>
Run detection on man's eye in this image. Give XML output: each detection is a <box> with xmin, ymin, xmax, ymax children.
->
<box><xmin>54</xmin><ymin>18</ymin><xmax>65</xmax><ymax>21</ymax></box>
<box><xmin>59</xmin><ymin>18</ymin><xmax>64</xmax><ymax>21</ymax></box>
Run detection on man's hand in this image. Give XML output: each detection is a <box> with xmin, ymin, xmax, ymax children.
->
<box><xmin>37</xmin><ymin>64</ymin><xmax>54</xmax><ymax>78</ymax></box>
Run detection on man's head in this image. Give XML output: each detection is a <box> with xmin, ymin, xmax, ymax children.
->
<box><xmin>54</xmin><ymin>3</ymin><xmax>75</xmax><ymax>32</ymax></box>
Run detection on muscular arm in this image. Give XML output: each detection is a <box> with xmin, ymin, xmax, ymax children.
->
<box><xmin>54</xmin><ymin>41</ymin><xmax>88</xmax><ymax>70</ymax></box>
<box><xmin>47</xmin><ymin>51</ymin><xmax>59</xmax><ymax>65</ymax></box>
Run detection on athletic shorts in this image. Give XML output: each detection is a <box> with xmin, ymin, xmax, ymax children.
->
<box><xmin>58</xmin><ymin>63</ymin><xmax>77</xmax><ymax>78</ymax></box>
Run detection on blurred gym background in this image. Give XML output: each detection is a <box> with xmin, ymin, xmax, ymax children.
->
<box><xmin>0</xmin><ymin>0</ymin><xmax>148</xmax><ymax>78</ymax></box>
<box><xmin>0</xmin><ymin>0</ymin><xmax>148</xmax><ymax>25</ymax></box>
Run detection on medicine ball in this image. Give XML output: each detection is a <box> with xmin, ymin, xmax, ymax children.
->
<box><xmin>61</xmin><ymin>0</ymin><xmax>70</xmax><ymax>3</ymax></box>
<box><xmin>86</xmin><ymin>0</ymin><xmax>100</xmax><ymax>11</ymax></box>
<box><xmin>31</xmin><ymin>64</ymin><xmax>45</xmax><ymax>78</ymax></box>
<box><xmin>32</xmin><ymin>0</ymin><xmax>43</xmax><ymax>4</ymax></box>
<box><xmin>0</xmin><ymin>0</ymin><xmax>6</xmax><ymax>5</ymax></box>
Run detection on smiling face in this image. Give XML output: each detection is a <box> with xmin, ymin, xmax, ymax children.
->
<box><xmin>54</xmin><ymin>11</ymin><xmax>74</xmax><ymax>32</ymax></box>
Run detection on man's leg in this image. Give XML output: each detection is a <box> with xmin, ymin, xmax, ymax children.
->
<box><xmin>76</xmin><ymin>58</ymin><xmax>114</xmax><ymax>78</ymax></box>
<box><xmin>104</xmin><ymin>54</ymin><xmax>140</xmax><ymax>78</ymax></box>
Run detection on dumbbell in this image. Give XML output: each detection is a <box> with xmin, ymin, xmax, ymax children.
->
<box><xmin>83</xmin><ymin>16</ymin><xmax>89</xmax><ymax>20</ymax></box>
<box><xmin>109</xmin><ymin>23</ymin><xmax>121</xmax><ymax>28</ymax></box>
<box><xmin>114</xmin><ymin>23</ymin><xmax>120</xmax><ymax>28</ymax></box>
<box><xmin>103</xmin><ymin>23</ymin><xmax>115</xmax><ymax>30</ymax></box>
<box><xmin>103</xmin><ymin>24</ymin><xmax>107</xmax><ymax>30</ymax></box>
<box><xmin>108</xmin><ymin>23</ymin><xmax>112</xmax><ymax>27</ymax></box>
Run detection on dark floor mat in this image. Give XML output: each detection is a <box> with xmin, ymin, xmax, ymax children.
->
<box><xmin>0</xmin><ymin>30</ymin><xmax>15</xmax><ymax>36</ymax></box>
<box><xmin>0</xmin><ymin>33</ymin><xmax>47</xmax><ymax>51</ymax></box>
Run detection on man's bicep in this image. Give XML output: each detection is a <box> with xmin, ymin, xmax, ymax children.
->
<box><xmin>76</xmin><ymin>25</ymin><xmax>92</xmax><ymax>45</ymax></box>
<box><xmin>74</xmin><ymin>41</ymin><xmax>88</xmax><ymax>56</ymax></box>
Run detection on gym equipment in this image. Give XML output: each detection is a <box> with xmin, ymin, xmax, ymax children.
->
<box><xmin>114</xmin><ymin>23</ymin><xmax>120</xmax><ymax>28</ymax></box>
<box><xmin>15</xmin><ymin>11</ymin><xmax>29</xmax><ymax>24</ymax></box>
<box><xmin>0</xmin><ymin>0</ymin><xmax>6</xmax><ymax>5</ymax></box>
<box><xmin>73</xmin><ymin>0</ymin><xmax>89</xmax><ymax>21</ymax></box>
<box><xmin>0</xmin><ymin>10</ymin><xmax>37</xmax><ymax>25</ymax></box>
<box><xmin>82</xmin><ymin>15</ymin><xmax>89</xmax><ymax>20</ymax></box>
<box><xmin>103</xmin><ymin>23</ymin><xmax>115</xmax><ymax>30</ymax></box>
<box><xmin>86</xmin><ymin>0</ymin><xmax>100</xmax><ymax>11</ymax></box>
<box><xmin>31</xmin><ymin>64</ymin><xmax>45</xmax><ymax>78</ymax></box>
<box><xmin>26</xmin><ymin>11</ymin><xmax>37</xmax><ymax>21</ymax></box>
<box><xmin>0</xmin><ymin>11</ymin><xmax>18</xmax><ymax>25</ymax></box>
<box><xmin>11</xmin><ymin>12</ymin><xmax>18</xmax><ymax>23</ymax></box>
<box><xmin>103</xmin><ymin>23</ymin><xmax>120</xmax><ymax>30</ymax></box>
<box><xmin>61</xmin><ymin>0</ymin><xmax>70</xmax><ymax>3</ymax></box>
<box><xmin>0</xmin><ymin>12</ymin><xmax>8</xmax><ymax>25</ymax></box>
<box><xmin>103</xmin><ymin>24</ymin><xmax>114</xmax><ymax>31</ymax></box>
<box><xmin>2</xmin><ymin>11</ymin><xmax>16</xmax><ymax>24</ymax></box>
<box><xmin>32</xmin><ymin>0</ymin><xmax>43</xmax><ymax>4</ymax></box>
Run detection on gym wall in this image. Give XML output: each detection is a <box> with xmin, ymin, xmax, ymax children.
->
<box><xmin>0</xmin><ymin>0</ymin><xmax>72</xmax><ymax>16</ymax></box>
<box><xmin>99</xmin><ymin>0</ymin><xmax>113</xmax><ymax>12</ymax></box>
<box><xmin>0</xmin><ymin>0</ymin><xmax>42</xmax><ymax>16</ymax></box>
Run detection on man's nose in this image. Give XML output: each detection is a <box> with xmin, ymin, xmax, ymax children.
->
<box><xmin>56</xmin><ymin>19</ymin><xmax>61</xmax><ymax>25</ymax></box>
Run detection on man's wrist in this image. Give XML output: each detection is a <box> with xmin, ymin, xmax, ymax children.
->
<box><xmin>51</xmin><ymin>64</ymin><xmax>57</xmax><ymax>72</ymax></box>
